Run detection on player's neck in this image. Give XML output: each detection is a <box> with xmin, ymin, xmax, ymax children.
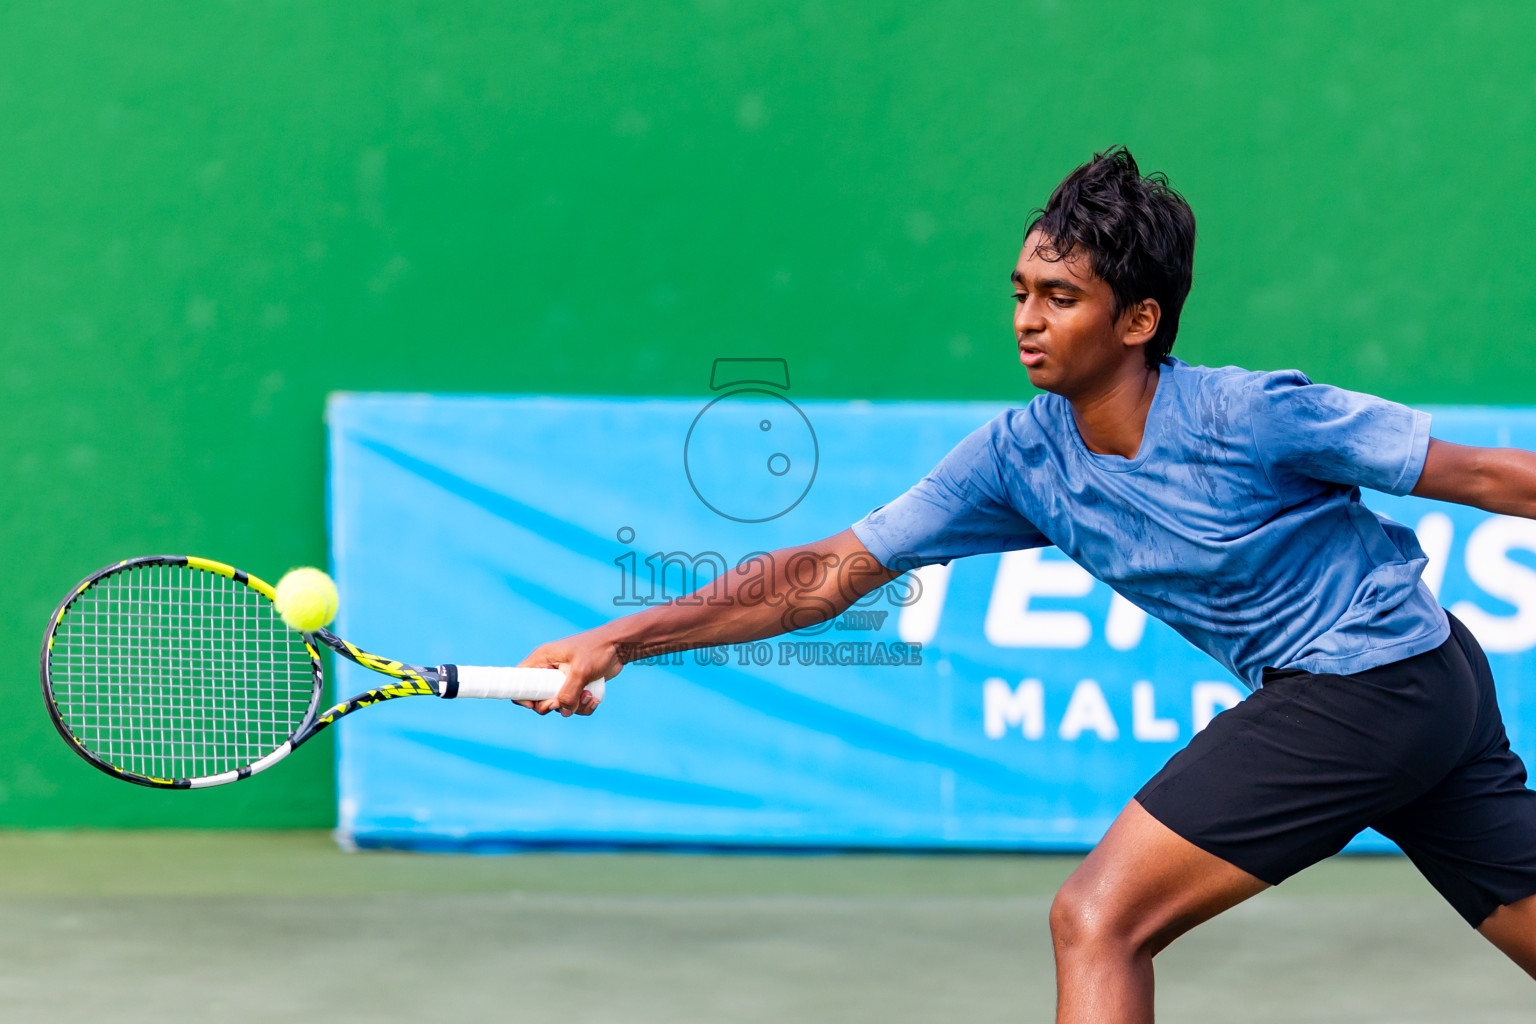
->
<box><xmin>1066</xmin><ymin>362</ymin><xmax>1161</xmax><ymax>460</ymax></box>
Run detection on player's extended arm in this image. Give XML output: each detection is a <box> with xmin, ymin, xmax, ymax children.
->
<box><xmin>518</xmin><ymin>528</ymin><xmax>903</xmax><ymax>715</ymax></box>
<box><xmin>1411</xmin><ymin>438</ymin><xmax>1536</xmax><ymax>519</ymax></box>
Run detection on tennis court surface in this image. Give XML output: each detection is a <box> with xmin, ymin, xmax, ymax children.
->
<box><xmin>0</xmin><ymin>831</ymin><xmax>1526</xmax><ymax>1023</ymax></box>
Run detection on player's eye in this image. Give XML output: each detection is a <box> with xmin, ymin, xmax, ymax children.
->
<box><xmin>1011</xmin><ymin>292</ymin><xmax>1027</xmax><ymax>303</ymax></box>
<box><xmin>1051</xmin><ymin>296</ymin><xmax>1077</xmax><ymax>308</ymax></box>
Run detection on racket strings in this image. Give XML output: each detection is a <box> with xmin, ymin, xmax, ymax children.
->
<box><xmin>49</xmin><ymin>564</ymin><xmax>314</xmax><ymax>780</ymax></box>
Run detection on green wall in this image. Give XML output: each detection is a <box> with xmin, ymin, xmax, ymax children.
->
<box><xmin>3</xmin><ymin>2</ymin><xmax>1534</xmax><ymax>826</ymax></box>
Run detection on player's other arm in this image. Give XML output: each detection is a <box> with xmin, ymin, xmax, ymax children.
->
<box><xmin>518</xmin><ymin>528</ymin><xmax>901</xmax><ymax>716</ymax></box>
<box><xmin>1248</xmin><ymin>373</ymin><xmax>1536</xmax><ymax>519</ymax></box>
<box><xmin>1412</xmin><ymin>438</ymin><xmax>1536</xmax><ymax>519</ymax></box>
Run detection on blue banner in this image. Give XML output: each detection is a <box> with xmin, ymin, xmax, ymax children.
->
<box><xmin>328</xmin><ymin>391</ymin><xmax>1536</xmax><ymax>851</ymax></box>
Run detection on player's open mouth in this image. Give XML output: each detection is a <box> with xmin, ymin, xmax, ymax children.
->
<box><xmin>1018</xmin><ymin>346</ymin><xmax>1046</xmax><ymax>368</ymax></box>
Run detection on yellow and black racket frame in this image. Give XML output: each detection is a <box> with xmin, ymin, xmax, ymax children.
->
<box><xmin>41</xmin><ymin>554</ymin><xmax>454</xmax><ymax>790</ymax></box>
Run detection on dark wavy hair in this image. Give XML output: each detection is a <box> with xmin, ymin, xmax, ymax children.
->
<box><xmin>1024</xmin><ymin>147</ymin><xmax>1195</xmax><ymax>368</ymax></box>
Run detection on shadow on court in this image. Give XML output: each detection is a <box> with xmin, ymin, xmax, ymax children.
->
<box><xmin>0</xmin><ymin>832</ymin><xmax>1525</xmax><ymax>1022</ymax></box>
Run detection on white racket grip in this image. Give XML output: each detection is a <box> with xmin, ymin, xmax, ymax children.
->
<box><xmin>450</xmin><ymin>665</ymin><xmax>605</xmax><ymax>704</ymax></box>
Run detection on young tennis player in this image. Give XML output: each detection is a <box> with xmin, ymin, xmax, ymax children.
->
<box><xmin>521</xmin><ymin>147</ymin><xmax>1536</xmax><ymax>1020</ymax></box>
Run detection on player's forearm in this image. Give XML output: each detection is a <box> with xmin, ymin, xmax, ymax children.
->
<box><xmin>1414</xmin><ymin>439</ymin><xmax>1536</xmax><ymax>519</ymax></box>
<box><xmin>1473</xmin><ymin>448</ymin><xmax>1536</xmax><ymax>518</ymax></box>
<box><xmin>594</xmin><ymin>594</ymin><xmax>824</xmax><ymax>661</ymax></box>
<box><xmin>592</xmin><ymin>530</ymin><xmax>898</xmax><ymax>662</ymax></box>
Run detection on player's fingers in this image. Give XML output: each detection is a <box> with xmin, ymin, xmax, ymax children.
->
<box><xmin>556</xmin><ymin>664</ymin><xmax>601</xmax><ymax>717</ymax></box>
<box><xmin>554</xmin><ymin>670</ymin><xmax>580</xmax><ymax>716</ymax></box>
<box><xmin>509</xmin><ymin>683</ymin><xmax>598</xmax><ymax>716</ymax></box>
<box><xmin>511</xmin><ymin>696</ymin><xmax>561</xmax><ymax>715</ymax></box>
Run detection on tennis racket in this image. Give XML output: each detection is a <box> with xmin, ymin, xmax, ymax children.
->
<box><xmin>40</xmin><ymin>555</ymin><xmax>602</xmax><ymax>789</ymax></box>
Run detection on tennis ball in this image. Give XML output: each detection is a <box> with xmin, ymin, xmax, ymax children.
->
<box><xmin>273</xmin><ymin>567</ymin><xmax>338</xmax><ymax>633</ymax></box>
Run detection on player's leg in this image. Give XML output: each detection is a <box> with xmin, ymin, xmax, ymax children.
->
<box><xmin>1368</xmin><ymin>613</ymin><xmax>1536</xmax><ymax>983</ymax></box>
<box><xmin>1050</xmin><ymin>799</ymin><xmax>1268</xmax><ymax>1024</ymax></box>
<box><xmin>1380</xmin><ymin>775</ymin><xmax>1536</xmax><ymax>982</ymax></box>
<box><xmin>1478</xmin><ymin>894</ymin><xmax>1536</xmax><ymax>979</ymax></box>
<box><xmin>1060</xmin><ymin>633</ymin><xmax>1491</xmax><ymax>1023</ymax></box>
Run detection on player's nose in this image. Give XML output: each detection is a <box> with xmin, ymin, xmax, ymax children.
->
<box><xmin>1015</xmin><ymin>294</ymin><xmax>1045</xmax><ymax>334</ymax></box>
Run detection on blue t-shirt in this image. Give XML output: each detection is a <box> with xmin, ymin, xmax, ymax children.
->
<box><xmin>852</xmin><ymin>359</ymin><xmax>1449</xmax><ymax>690</ymax></box>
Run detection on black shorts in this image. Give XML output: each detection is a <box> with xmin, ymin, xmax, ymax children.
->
<box><xmin>1137</xmin><ymin>612</ymin><xmax>1536</xmax><ymax>927</ymax></box>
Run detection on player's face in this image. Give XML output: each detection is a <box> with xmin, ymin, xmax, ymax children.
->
<box><xmin>1011</xmin><ymin>231</ymin><xmax>1145</xmax><ymax>396</ymax></box>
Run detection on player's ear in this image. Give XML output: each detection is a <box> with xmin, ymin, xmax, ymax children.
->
<box><xmin>1121</xmin><ymin>298</ymin><xmax>1161</xmax><ymax>350</ymax></box>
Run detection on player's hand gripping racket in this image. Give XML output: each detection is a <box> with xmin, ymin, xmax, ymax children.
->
<box><xmin>40</xmin><ymin>555</ymin><xmax>602</xmax><ymax>789</ymax></box>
